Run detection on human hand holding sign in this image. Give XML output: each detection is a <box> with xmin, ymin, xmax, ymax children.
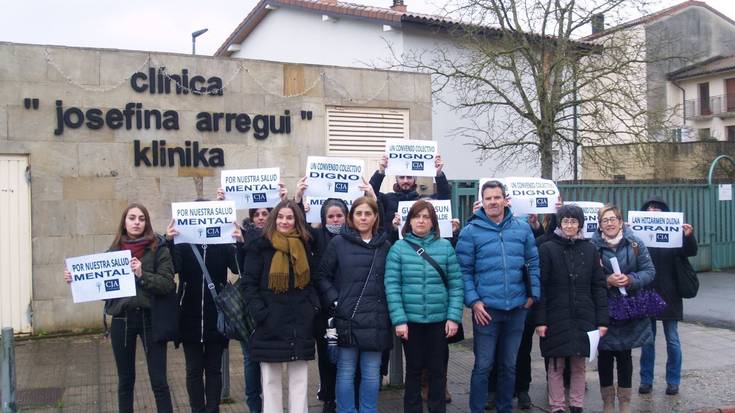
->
<box><xmin>130</xmin><ymin>258</ymin><xmax>142</xmax><ymax>278</ymax></box>
<box><xmin>434</xmin><ymin>154</ymin><xmax>444</xmax><ymax>174</ymax></box>
<box><xmin>165</xmin><ymin>219</ymin><xmax>179</xmax><ymax>241</ymax></box>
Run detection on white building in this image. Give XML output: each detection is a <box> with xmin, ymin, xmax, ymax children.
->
<box><xmin>215</xmin><ymin>0</ymin><xmax>550</xmax><ymax>180</ymax></box>
<box><xmin>669</xmin><ymin>55</ymin><xmax>735</xmax><ymax>142</ymax></box>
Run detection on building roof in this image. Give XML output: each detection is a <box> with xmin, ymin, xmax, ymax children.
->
<box><xmin>214</xmin><ymin>0</ymin><xmax>597</xmax><ymax>57</ymax></box>
<box><xmin>215</xmin><ymin>0</ymin><xmax>456</xmax><ymax>56</ymax></box>
<box><xmin>584</xmin><ymin>0</ymin><xmax>735</xmax><ymax>41</ymax></box>
<box><xmin>668</xmin><ymin>55</ymin><xmax>735</xmax><ymax>81</ymax></box>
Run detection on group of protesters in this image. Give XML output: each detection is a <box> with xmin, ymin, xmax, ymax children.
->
<box><xmin>63</xmin><ymin>153</ymin><xmax>698</xmax><ymax>413</ymax></box>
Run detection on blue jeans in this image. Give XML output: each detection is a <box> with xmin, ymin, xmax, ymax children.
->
<box><xmin>335</xmin><ymin>347</ymin><xmax>381</xmax><ymax>413</ymax></box>
<box><xmin>239</xmin><ymin>341</ymin><xmax>262</xmax><ymax>413</ymax></box>
<box><xmin>640</xmin><ymin>319</ymin><xmax>681</xmax><ymax>386</ymax></box>
<box><xmin>469</xmin><ymin>306</ymin><xmax>527</xmax><ymax>413</ymax></box>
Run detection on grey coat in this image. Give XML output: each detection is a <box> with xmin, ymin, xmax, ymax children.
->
<box><xmin>591</xmin><ymin>227</ymin><xmax>656</xmax><ymax>351</ymax></box>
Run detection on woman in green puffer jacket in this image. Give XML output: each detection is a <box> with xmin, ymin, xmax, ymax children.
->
<box><xmin>384</xmin><ymin>200</ymin><xmax>464</xmax><ymax>413</ymax></box>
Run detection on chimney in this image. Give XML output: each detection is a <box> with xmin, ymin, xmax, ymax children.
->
<box><xmin>391</xmin><ymin>0</ymin><xmax>407</xmax><ymax>12</ymax></box>
<box><xmin>591</xmin><ymin>13</ymin><xmax>605</xmax><ymax>34</ymax></box>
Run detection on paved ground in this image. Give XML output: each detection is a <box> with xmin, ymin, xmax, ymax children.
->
<box><xmin>3</xmin><ymin>272</ymin><xmax>735</xmax><ymax>412</ymax></box>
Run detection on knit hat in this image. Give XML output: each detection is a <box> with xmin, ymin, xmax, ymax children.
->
<box><xmin>556</xmin><ymin>205</ymin><xmax>585</xmax><ymax>229</ymax></box>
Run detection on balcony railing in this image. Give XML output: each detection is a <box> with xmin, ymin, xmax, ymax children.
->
<box><xmin>684</xmin><ymin>94</ymin><xmax>735</xmax><ymax>118</ymax></box>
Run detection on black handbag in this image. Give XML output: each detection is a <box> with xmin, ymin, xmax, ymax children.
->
<box><xmin>191</xmin><ymin>244</ymin><xmax>255</xmax><ymax>342</ymax></box>
<box><xmin>404</xmin><ymin>240</ymin><xmax>465</xmax><ymax>344</ymax></box>
<box><xmin>674</xmin><ymin>255</ymin><xmax>699</xmax><ymax>299</ymax></box>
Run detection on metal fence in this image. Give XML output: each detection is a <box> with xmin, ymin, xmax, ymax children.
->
<box><xmin>450</xmin><ymin>180</ymin><xmax>735</xmax><ymax>271</ymax></box>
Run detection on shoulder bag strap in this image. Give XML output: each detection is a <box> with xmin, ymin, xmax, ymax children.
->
<box><xmin>404</xmin><ymin>240</ymin><xmax>448</xmax><ymax>289</ymax></box>
<box><xmin>190</xmin><ymin>244</ymin><xmax>219</xmax><ymax>304</ymax></box>
<box><xmin>350</xmin><ymin>249</ymin><xmax>378</xmax><ymax>321</ymax></box>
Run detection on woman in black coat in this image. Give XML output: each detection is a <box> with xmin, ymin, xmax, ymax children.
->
<box><xmin>638</xmin><ymin>197</ymin><xmax>698</xmax><ymax>396</ymax></box>
<box><xmin>535</xmin><ymin>205</ymin><xmax>609</xmax><ymax>413</ymax></box>
<box><xmin>316</xmin><ymin>196</ymin><xmax>393</xmax><ymax>413</ymax></box>
<box><xmin>166</xmin><ymin>209</ymin><xmax>242</xmax><ymax>413</ymax></box>
<box><xmin>242</xmin><ymin>200</ymin><xmax>321</xmax><ymax>413</ymax></box>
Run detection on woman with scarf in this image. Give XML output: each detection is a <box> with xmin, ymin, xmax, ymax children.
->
<box><xmin>217</xmin><ymin>185</ymin><xmax>288</xmax><ymax>413</ymax></box>
<box><xmin>316</xmin><ymin>197</ymin><xmax>393</xmax><ymax>413</ymax></box>
<box><xmin>241</xmin><ymin>200</ymin><xmax>321</xmax><ymax>413</ymax></box>
<box><xmin>534</xmin><ymin>205</ymin><xmax>609</xmax><ymax>413</ymax></box>
<box><xmin>591</xmin><ymin>204</ymin><xmax>655</xmax><ymax>413</ymax></box>
<box><xmin>64</xmin><ymin>204</ymin><xmax>175</xmax><ymax>413</ymax></box>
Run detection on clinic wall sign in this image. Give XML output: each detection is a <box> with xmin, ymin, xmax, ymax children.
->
<box><xmin>22</xmin><ymin>66</ymin><xmax>313</xmax><ymax>168</ymax></box>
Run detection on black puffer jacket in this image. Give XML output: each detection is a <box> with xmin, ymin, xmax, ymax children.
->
<box><xmin>242</xmin><ymin>237</ymin><xmax>321</xmax><ymax>363</ymax></box>
<box><xmin>316</xmin><ymin>227</ymin><xmax>393</xmax><ymax>351</ymax></box>
<box><xmin>640</xmin><ymin>197</ymin><xmax>699</xmax><ymax>320</ymax></box>
<box><xmin>369</xmin><ymin>170</ymin><xmax>451</xmax><ymax>234</ymax></box>
<box><xmin>170</xmin><ymin>242</ymin><xmax>239</xmax><ymax>344</ymax></box>
<box><xmin>535</xmin><ymin>233</ymin><xmax>609</xmax><ymax>358</ymax></box>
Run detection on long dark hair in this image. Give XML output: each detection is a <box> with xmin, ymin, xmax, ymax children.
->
<box><xmin>263</xmin><ymin>200</ymin><xmax>312</xmax><ymax>244</ymax></box>
<box><xmin>402</xmin><ymin>199</ymin><xmax>440</xmax><ymax>239</ymax></box>
<box><xmin>110</xmin><ymin>203</ymin><xmax>158</xmax><ymax>250</ymax></box>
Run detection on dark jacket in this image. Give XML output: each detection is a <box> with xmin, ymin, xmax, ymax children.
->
<box><xmin>535</xmin><ymin>233</ymin><xmax>609</xmax><ymax>358</ymax></box>
<box><xmin>640</xmin><ymin>197</ymin><xmax>699</xmax><ymax>320</ymax></box>
<box><xmin>591</xmin><ymin>227</ymin><xmax>656</xmax><ymax>351</ymax></box>
<box><xmin>369</xmin><ymin>170</ymin><xmax>451</xmax><ymax>234</ymax></box>
<box><xmin>316</xmin><ymin>227</ymin><xmax>393</xmax><ymax>351</ymax></box>
<box><xmin>170</xmin><ymin>242</ymin><xmax>239</xmax><ymax>344</ymax></box>
<box><xmin>241</xmin><ymin>237</ymin><xmax>321</xmax><ymax>363</ymax></box>
<box><xmin>104</xmin><ymin>241</ymin><xmax>176</xmax><ymax>316</ymax></box>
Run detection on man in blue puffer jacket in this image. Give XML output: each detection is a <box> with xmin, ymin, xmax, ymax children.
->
<box><xmin>455</xmin><ymin>180</ymin><xmax>540</xmax><ymax>413</ymax></box>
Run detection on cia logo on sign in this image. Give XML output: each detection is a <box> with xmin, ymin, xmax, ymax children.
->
<box><xmin>253</xmin><ymin>193</ymin><xmax>267</xmax><ymax>203</ymax></box>
<box><xmin>411</xmin><ymin>161</ymin><xmax>424</xmax><ymax>171</ymax></box>
<box><xmin>587</xmin><ymin>223</ymin><xmax>597</xmax><ymax>232</ymax></box>
<box><xmin>656</xmin><ymin>233</ymin><xmax>669</xmax><ymax>243</ymax></box>
<box><xmin>104</xmin><ymin>279</ymin><xmax>121</xmax><ymax>292</ymax></box>
<box><xmin>536</xmin><ymin>198</ymin><xmax>549</xmax><ymax>208</ymax></box>
<box><xmin>334</xmin><ymin>182</ymin><xmax>348</xmax><ymax>193</ymax></box>
<box><xmin>206</xmin><ymin>227</ymin><xmax>221</xmax><ymax>238</ymax></box>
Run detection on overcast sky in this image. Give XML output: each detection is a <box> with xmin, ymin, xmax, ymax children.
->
<box><xmin>1</xmin><ymin>0</ymin><xmax>734</xmax><ymax>56</ymax></box>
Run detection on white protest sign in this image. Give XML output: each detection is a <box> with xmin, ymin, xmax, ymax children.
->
<box><xmin>587</xmin><ymin>330</ymin><xmax>601</xmax><ymax>362</ymax></box>
<box><xmin>478</xmin><ymin>177</ymin><xmax>559</xmax><ymax>215</ymax></box>
<box><xmin>171</xmin><ymin>201</ymin><xmax>237</xmax><ymax>245</ymax></box>
<box><xmin>304</xmin><ymin>196</ymin><xmax>356</xmax><ymax>224</ymax></box>
<box><xmin>384</xmin><ymin>139</ymin><xmax>438</xmax><ymax>177</ymax></box>
<box><xmin>66</xmin><ymin>250</ymin><xmax>136</xmax><ymax>303</ymax></box>
<box><xmin>221</xmin><ymin>168</ymin><xmax>280</xmax><ymax>209</ymax></box>
<box><xmin>397</xmin><ymin>200</ymin><xmax>453</xmax><ymax>238</ymax></box>
<box><xmin>565</xmin><ymin>201</ymin><xmax>604</xmax><ymax>239</ymax></box>
<box><xmin>627</xmin><ymin>211</ymin><xmax>684</xmax><ymax>248</ymax></box>
<box><xmin>720</xmin><ymin>184</ymin><xmax>732</xmax><ymax>201</ymax></box>
<box><xmin>304</xmin><ymin>156</ymin><xmax>365</xmax><ymax>202</ymax></box>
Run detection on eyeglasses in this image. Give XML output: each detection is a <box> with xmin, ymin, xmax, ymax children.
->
<box><xmin>560</xmin><ymin>218</ymin><xmax>579</xmax><ymax>226</ymax></box>
<box><xmin>600</xmin><ymin>217</ymin><xmax>619</xmax><ymax>224</ymax></box>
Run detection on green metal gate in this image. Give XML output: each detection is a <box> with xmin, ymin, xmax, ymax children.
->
<box><xmin>450</xmin><ymin>176</ymin><xmax>735</xmax><ymax>272</ymax></box>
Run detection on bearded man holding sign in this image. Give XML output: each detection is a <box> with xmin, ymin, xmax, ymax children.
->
<box><xmin>370</xmin><ymin>152</ymin><xmax>451</xmax><ymax>236</ymax></box>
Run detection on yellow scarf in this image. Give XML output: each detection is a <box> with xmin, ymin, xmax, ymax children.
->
<box><xmin>269</xmin><ymin>230</ymin><xmax>310</xmax><ymax>293</ymax></box>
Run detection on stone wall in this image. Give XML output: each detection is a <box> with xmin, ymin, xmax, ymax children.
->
<box><xmin>0</xmin><ymin>42</ymin><xmax>432</xmax><ymax>332</ymax></box>
<box><xmin>581</xmin><ymin>141</ymin><xmax>735</xmax><ymax>180</ymax></box>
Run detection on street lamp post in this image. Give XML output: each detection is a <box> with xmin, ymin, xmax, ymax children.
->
<box><xmin>192</xmin><ymin>28</ymin><xmax>208</xmax><ymax>55</ymax></box>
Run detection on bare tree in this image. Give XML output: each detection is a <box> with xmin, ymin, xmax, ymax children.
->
<box><xmin>393</xmin><ymin>0</ymin><xmax>678</xmax><ymax>179</ymax></box>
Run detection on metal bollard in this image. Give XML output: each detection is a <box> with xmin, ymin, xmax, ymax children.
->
<box><xmin>388</xmin><ymin>335</ymin><xmax>404</xmax><ymax>385</ymax></box>
<box><xmin>220</xmin><ymin>347</ymin><xmax>230</xmax><ymax>400</ymax></box>
<box><xmin>1</xmin><ymin>328</ymin><xmax>18</xmax><ymax>413</ymax></box>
